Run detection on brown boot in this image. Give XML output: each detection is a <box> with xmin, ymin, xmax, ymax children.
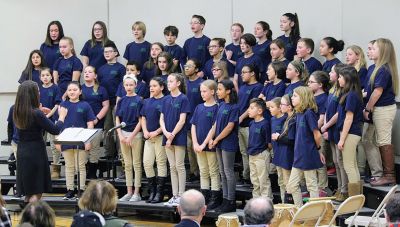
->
<box><xmin>51</xmin><ymin>164</ymin><xmax>61</xmax><ymax>180</ymax></box>
<box><xmin>348</xmin><ymin>182</ymin><xmax>361</xmax><ymax>196</ymax></box>
<box><xmin>370</xmin><ymin>145</ymin><xmax>396</xmax><ymax>186</ymax></box>
<box><xmin>335</xmin><ymin>192</ymin><xmax>349</xmax><ymax>202</ymax></box>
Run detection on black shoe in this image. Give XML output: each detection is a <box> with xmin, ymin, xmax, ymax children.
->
<box><xmin>214</xmin><ymin>198</ymin><xmax>228</xmax><ymax>212</ymax></box>
<box><xmin>118</xmin><ymin>172</ymin><xmax>125</xmax><ymax>180</ymax></box>
<box><xmin>63</xmin><ymin>190</ymin><xmax>76</xmax><ymax>200</ymax></box>
<box><xmin>187</xmin><ymin>174</ymin><xmax>200</xmax><ymax>182</ymax></box>
<box><xmin>87</xmin><ymin>163</ymin><xmax>98</xmax><ymax>179</ymax></box>
<box><xmin>207</xmin><ymin>190</ymin><xmax>222</xmax><ymax>210</ymax></box>
<box><xmin>146</xmin><ymin>177</ymin><xmax>157</xmax><ymax>203</ymax></box>
<box><xmin>8</xmin><ymin>153</ymin><xmax>16</xmax><ymax>163</ymax></box>
<box><xmin>151</xmin><ymin>176</ymin><xmax>167</xmax><ymax>203</ymax></box>
<box><xmin>219</xmin><ymin>200</ymin><xmax>236</xmax><ymax>213</ymax></box>
<box><xmin>284</xmin><ymin>192</ymin><xmax>294</xmax><ymax>204</ymax></box>
<box><xmin>200</xmin><ymin>189</ymin><xmax>210</xmax><ymax>204</ymax></box>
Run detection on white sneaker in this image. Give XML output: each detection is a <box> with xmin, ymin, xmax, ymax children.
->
<box><xmin>129</xmin><ymin>194</ymin><xmax>141</xmax><ymax>202</ymax></box>
<box><xmin>164</xmin><ymin>196</ymin><xmax>180</xmax><ymax>206</ymax></box>
<box><xmin>119</xmin><ymin>194</ymin><xmax>132</xmax><ymax>202</ymax></box>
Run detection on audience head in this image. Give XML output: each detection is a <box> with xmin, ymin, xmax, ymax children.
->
<box><xmin>243</xmin><ymin>197</ymin><xmax>274</xmax><ymax>226</ymax></box>
<box><xmin>78</xmin><ymin>180</ymin><xmax>118</xmax><ymax>215</ymax></box>
<box><xmin>177</xmin><ymin>189</ymin><xmax>206</xmax><ymax>222</ymax></box>
<box><xmin>20</xmin><ymin>201</ymin><xmax>56</xmax><ymax>227</ymax></box>
<box><xmin>385</xmin><ymin>193</ymin><xmax>400</xmax><ymax>223</ymax></box>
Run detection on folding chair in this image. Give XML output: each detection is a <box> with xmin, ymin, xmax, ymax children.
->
<box><xmin>319</xmin><ymin>194</ymin><xmax>365</xmax><ymax>227</ymax></box>
<box><xmin>345</xmin><ymin>185</ymin><xmax>398</xmax><ymax>227</ymax></box>
<box><xmin>289</xmin><ymin>200</ymin><xmax>328</xmax><ymax>227</ymax></box>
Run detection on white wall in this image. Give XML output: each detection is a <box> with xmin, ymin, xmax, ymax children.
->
<box><xmin>1</xmin><ymin>0</ymin><xmax>400</xmax><ymax>153</ymax></box>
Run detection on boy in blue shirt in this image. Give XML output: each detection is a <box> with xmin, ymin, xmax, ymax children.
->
<box><xmin>182</xmin><ymin>15</ymin><xmax>211</xmax><ymax>75</ymax></box>
<box><xmin>247</xmin><ymin>98</ymin><xmax>272</xmax><ymax>198</ymax></box>
<box><xmin>123</xmin><ymin>21</ymin><xmax>151</xmax><ymax>68</ymax></box>
<box><xmin>164</xmin><ymin>26</ymin><xmax>183</xmax><ymax>73</ymax></box>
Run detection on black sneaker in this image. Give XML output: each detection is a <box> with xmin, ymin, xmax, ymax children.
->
<box><xmin>118</xmin><ymin>172</ymin><xmax>125</xmax><ymax>180</ymax></box>
<box><xmin>63</xmin><ymin>190</ymin><xmax>76</xmax><ymax>200</ymax></box>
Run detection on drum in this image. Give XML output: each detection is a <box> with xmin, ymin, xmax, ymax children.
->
<box><xmin>215</xmin><ymin>213</ymin><xmax>241</xmax><ymax>227</ymax></box>
<box><xmin>271</xmin><ymin>203</ymin><xmax>297</xmax><ymax>227</ymax></box>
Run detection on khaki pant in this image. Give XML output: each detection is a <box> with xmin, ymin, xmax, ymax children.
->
<box><xmin>356</xmin><ymin>140</ymin><xmax>367</xmax><ymax>174</ymax></box>
<box><xmin>239</xmin><ymin>126</ymin><xmax>250</xmax><ymax>180</ymax></box>
<box><xmin>287</xmin><ymin>168</ymin><xmax>318</xmax><ymax>207</ymax></box>
<box><xmin>187</xmin><ymin>133</ymin><xmax>199</xmax><ymax>175</ymax></box>
<box><xmin>120</xmin><ymin>131</ymin><xmax>143</xmax><ymax>188</ymax></box>
<box><xmin>63</xmin><ymin>149</ymin><xmax>87</xmax><ymax>190</ymax></box>
<box><xmin>361</xmin><ymin>123</ymin><xmax>382</xmax><ymax>177</ymax></box>
<box><xmin>342</xmin><ymin>134</ymin><xmax>361</xmax><ymax>183</ymax></box>
<box><xmin>331</xmin><ymin>142</ymin><xmax>348</xmax><ymax>193</ymax></box>
<box><xmin>44</xmin><ymin>132</ymin><xmax>61</xmax><ymax>165</ymax></box>
<box><xmin>143</xmin><ymin>135</ymin><xmax>167</xmax><ymax>178</ymax></box>
<box><xmin>165</xmin><ymin>145</ymin><xmax>186</xmax><ymax>196</ymax></box>
<box><xmin>249</xmin><ymin>150</ymin><xmax>272</xmax><ymax>198</ymax></box>
<box><xmin>88</xmin><ymin>132</ymin><xmax>102</xmax><ymax>163</ymax></box>
<box><xmin>277</xmin><ymin>167</ymin><xmax>291</xmax><ymax>202</ymax></box>
<box><xmin>373</xmin><ymin>104</ymin><xmax>396</xmax><ymax>146</ymax></box>
<box><xmin>196</xmin><ymin>151</ymin><xmax>220</xmax><ymax>191</ymax></box>
<box><xmin>317</xmin><ymin>138</ymin><xmax>328</xmax><ymax>189</ymax></box>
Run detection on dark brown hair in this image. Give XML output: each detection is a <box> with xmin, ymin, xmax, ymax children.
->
<box><xmin>13</xmin><ymin>81</ymin><xmax>40</xmax><ymax>129</ymax></box>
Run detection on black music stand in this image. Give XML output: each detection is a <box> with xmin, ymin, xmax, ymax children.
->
<box><xmin>54</xmin><ymin>128</ymin><xmax>101</xmax><ymax>198</ymax></box>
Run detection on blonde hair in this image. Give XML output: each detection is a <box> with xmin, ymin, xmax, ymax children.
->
<box><xmin>290</xmin><ymin>60</ymin><xmax>309</xmax><ymax>82</ymax></box>
<box><xmin>201</xmin><ymin>79</ymin><xmax>217</xmax><ymax>92</ymax></box>
<box><xmin>84</xmin><ymin>66</ymin><xmax>99</xmax><ymax>93</ymax></box>
<box><xmin>60</xmin><ymin>36</ymin><xmax>76</xmax><ymax>55</ymax></box>
<box><xmin>132</xmin><ymin>21</ymin><xmax>147</xmax><ymax>37</ymax></box>
<box><xmin>78</xmin><ymin>180</ymin><xmax>118</xmax><ymax>215</ymax></box>
<box><xmin>347</xmin><ymin>45</ymin><xmax>367</xmax><ymax>71</ymax></box>
<box><xmin>212</xmin><ymin>61</ymin><xmax>229</xmax><ymax>81</ymax></box>
<box><xmin>123</xmin><ymin>74</ymin><xmax>138</xmax><ymax>84</ymax></box>
<box><xmin>369</xmin><ymin>38</ymin><xmax>399</xmax><ymax>95</ymax></box>
<box><xmin>293</xmin><ymin>86</ymin><xmax>318</xmax><ymax>113</ymax></box>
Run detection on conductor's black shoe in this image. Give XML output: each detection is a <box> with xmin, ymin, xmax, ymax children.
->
<box><xmin>63</xmin><ymin>190</ymin><xmax>76</xmax><ymax>200</ymax></box>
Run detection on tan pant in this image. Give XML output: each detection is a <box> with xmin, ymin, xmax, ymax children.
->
<box><xmin>239</xmin><ymin>126</ymin><xmax>250</xmax><ymax>180</ymax></box>
<box><xmin>249</xmin><ymin>150</ymin><xmax>272</xmax><ymax>198</ymax></box>
<box><xmin>287</xmin><ymin>168</ymin><xmax>318</xmax><ymax>207</ymax></box>
<box><xmin>342</xmin><ymin>134</ymin><xmax>361</xmax><ymax>183</ymax></box>
<box><xmin>143</xmin><ymin>135</ymin><xmax>167</xmax><ymax>177</ymax></box>
<box><xmin>120</xmin><ymin>131</ymin><xmax>143</xmax><ymax>188</ymax></box>
<box><xmin>331</xmin><ymin>142</ymin><xmax>348</xmax><ymax>193</ymax></box>
<box><xmin>196</xmin><ymin>151</ymin><xmax>220</xmax><ymax>191</ymax></box>
<box><xmin>317</xmin><ymin>138</ymin><xmax>328</xmax><ymax>189</ymax></box>
<box><xmin>88</xmin><ymin>132</ymin><xmax>102</xmax><ymax>163</ymax></box>
<box><xmin>44</xmin><ymin>132</ymin><xmax>61</xmax><ymax>165</ymax></box>
<box><xmin>356</xmin><ymin>140</ymin><xmax>367</xmax><ymax>174</ymax></box>
<box><xmin>277</xmin><ymin>167</ymin><xmax>291</xmax><ymax>202</ymax></box>
<box><xmin>373</xmin><ymin>104</ymin><xmax>396</xmax><ymax>146</ymax></box>
<box><xmin>187</xmin><ymin>133</ymin><xmax>199</xmax><ymax>175</ymax></box>
<box><xmin>165</xmin><ymin>145</ymin><xmax>186</xmax><ymax>196</ymax></box>
<box><xmin>361</xmin><ymin>123</ymin><xmax>382</xmax><ymax>177</ymax></box>
<box><xmin>63</xmin><ymin>149</ymin><xmax>88</xmax><ymax>190</ymax></box>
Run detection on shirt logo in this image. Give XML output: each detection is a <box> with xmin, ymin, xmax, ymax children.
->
<box><xmin>65</xmin><ymin>63</ymin><xmax>72</xmax><ymax>70</ymax></box>
<box><xmin>191</xmin><ymin>87</ymin><xmax>199</xmax><ymax>93</ymax></box>
<box><xmin>197</xmin><ymin>45</ymin><xmax>205</xmax><ymax>51</ymax></box>
<box><xmin>255</xmin><ymin>128</ymin><xmax>261</xmax><ymax>134</ymax></box>
<box><xmin>222</xmin><ymin>109</ymin><xmax>229</xmax><ymax>115</ymax></box>
<box><xmin>140</xmin><ymin>48</ymin><xmax>146</xmax><ymax>53</ymax></box>
<box><xmin>110</xmin><ymin>70</ymin><xmax>118</xmax><ymax>76</ymax></box>
<box><xmin>173</xmin><ymin>102</ymin><xmax>181</xmax><ymax>108</ymax></box>
<box><xmin>206</xmin><ymin>111</ymin><xmax>213</xmax><ymax>117</ymax></box>
<box><xmin>77</xmin><ymin>107</ymin><xmax>84</xmax><ymax>113</ymax></box>
<box><xmin>246</xmin><ymin>90</ymin><xmax>251</xmax><ymax>95</ymax></box>
<box><xmin>48</xmin><ymin>92</ymin><xmax>54</xmax><ymax>97</ymax></box>
<box><xmin>130</xmin><ymin>102</ymin><xmax>138</xmax><ymax>107</ymax></box>
<box><xmin>91</xmin><ymin>91</ymin><xmax>99</xmax><ymax>96</ymax></box>
<box><xmin>156</xmin><ymin>104</ymin><xmax>162</xmax><ymax>111</ymax></box>
<box><xmin>299</xmin><ymin>120</ymin><xmax>305</xmax><ymax>127</ymax></box>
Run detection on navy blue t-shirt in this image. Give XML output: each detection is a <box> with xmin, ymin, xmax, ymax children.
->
<box><xmin>277</xmin><ymin>35</ymin><xmax>300</xmax><ymax>61</ymax></box>
<box><xmin>39</xmin><ymin>84</ymin><xmax>62</xmax><ymax>121</ymax></box>
<box><xmin>315</xmin><ymin>93</ymin><xmax>328</xmax><ymax>115</ymax></box>
<box><xmin>358</xmin><ymin>67</ymin><xmax>368</xmax><ymax>90</ymax></box>
<box><xmin>81</xmin><ymin>84</ymin><xmax>109</xmax><ymax>129</ymax></box>
<box><xmin>247</xmin><ymin>118</ymin><xmax>271</xmax><ymax>155</ymax></box>
<box><xmin>225</xmin><ymin>43</ymin><xmax>243</xmax><ymax>62</ymax></box>
<box><xmin>273</xmin><ymin>116</ymin><xmax>296</xmax><ymax>170</ymax></box>
<box><xmin>116</xmin><ymin>80</ymin><xmax>149</xmax><ymax>99</ymax></box>
<box><xmin>337</xmin><ymin>91</ymin><xmax>364</xmax><ymax>137</ymax></box>
<box><xmin>182</xmin><ymin>35</ymin><xmax>211</xmax><ymax>70</ymax></box>
<box><xmin>123</xmin><ymin>41</ymin><xmax>151</xmax><ymax>68</ymax></box>
<box><xmin>293</xmin><ymin>109</ymin><xmax>323</xmax><ymax>170</ymax></box>
<box><xmin>304</xmin><ymin>57</ymin><xmax>322</xmax><ymax>75</ymax></box>
<box><xmin>190</xmin><ymin>103</ymin><xmax>219</xmax><ymax>152</ymax></box>
<box><xmin>7</xmin><ymin>106</ymin><xmax>19</xmax><ymax>144</ymax></box>
<box><xmin>116</xmin><ymin>95</ymin><xmax>143</xmax><ymax>132</ymax></box>
<box><xmin>161</xmin><ymin>93</ymin><xmax>191</xmax><ymax>146</ymax></box>
<box><xmin>235</xmin><ymin>54</ymin><xmax>264</xmax><ymax>87</ymax></box>
<box><xmin>165</xmin><ymin>44</ymin><xmax>184</xmax><ymax>72</ymax></box>
<box><xmin>284</xmin><ymin>81</ymin><xmax>304</xmax><ymax>96</ymax></box>
<box><xmin>325</xmin><ymin>89</ymin><xmax>339</xmax><ymax>143</ymax></box>
<box><xmin>202</xmin><ymin>58</ymin><xmax>235</xmax><ymax>80</ymax></box>
<box><xmin>271</xmin><ymin>114</ymin><xmax>287</xmax><ymax>157</ymax></box>
<box><xmin>215</xmin><ymin>102</ymin><xmax>239</xmax><ymax>152</ymax></box>
<box><xmin>18</xmin><ymin>69</ymin><xmax>41</xmax><ymax>85</ymax></box>
<box><xmin>253</xmin><ymin>40</ymin><xmax>272</xmax><ymax>82</ymax></box>
<box><xmin>238</xmin><ymin>83</ymin><xmax>263</xmax><ymax>127</ymax></box>
<box><xmin>186</xmin><ymin>77</ymin><xmax>204</xmax><ymax>121</ymax></box>
<box><xmin>97</xmin><ymin>62</ymin><xmax>125</xmax><ymax>105</ymax></box>
<box><xmin>322</xmin><ymin>58</ymin><xmax>341</xmax><ymax>73</ymax></box>
<box><xmin>140</xmin><ymin>96</ymin><xmax>165</xmax><ymax>132</ymax></box>
<box><xmin>80</xmin><ymin>40</ymin><xmax>107</xmax><ymax>70</ymax></box>
<box><xmin>40</xmin><ymin>43</ymin><xmax>61</xmax><ymax>71</ymax></box>
<box><xmin>141</xmin><ymin>64</ymin><xmax>156</xmax><ymax>85</ymax></box>
<box><xmin>261</xmin><ymin>80</ymin><xmax>286</xmax><ymax>101</ymax></box>
<box><xmin>53</xmin><ymin>56</ymin><xmax>83</xmax><ymax>93</ymax></box>
<box><xmin>60</xmin><ymin>100</ymin><xmax>96</xmax><ymax>151</ymax></box>
<box><xmin>366</xmin><ymin>65</ymin><xmax>396</xmax><ymax>107</ymax></box>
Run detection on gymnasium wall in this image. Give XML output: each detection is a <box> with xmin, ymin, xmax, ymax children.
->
<box><xmin>0</xmin><ymin>0</ymin><xmax>399</xmax><ymax>154</ymax></box>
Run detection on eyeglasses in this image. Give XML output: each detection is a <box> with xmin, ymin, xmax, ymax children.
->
<box><xmin>307</xmin><ymin>80</ymin><xmax>319</xmax><ymax>84</ymax></box>
<box><xmin>93</xmin><ymin>28</ymin><xmax>103</xmax><ymax>31</ymax></box>
<box><xmin>212</xmin><ymin>68</ymin><xmax>222</xmax><ymax>72</ymax></box>
<box><xmin>184</xmin><ymin>64</ymin><xmax>195</xmax><ymax>69</ymax></box>
<box><xmin>280</xmin><ymin>103</ymin><xmax>290</xmax><ymax>107</ymax></box>
<box><xmin>208</xmin><ymin>45</ymin><xmax>220</xmax><ymax>49</ymax></box>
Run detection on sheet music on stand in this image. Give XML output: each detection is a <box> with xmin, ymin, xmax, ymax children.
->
<box><xmin>54</xmin><ymin>128</ymin><xmax>101</xmax><ymax>146</ymax></box>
